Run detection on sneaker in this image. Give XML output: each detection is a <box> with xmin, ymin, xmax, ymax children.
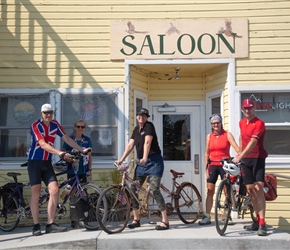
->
<box><xmin>45</xmin><ymin>222</ymin><xmax>68</xmax><ymax>234</ymax></box>
<box><xmin>32</xmin><ymin>223</ymin><xmax>41</xmax><ymax>236</ymax></box>
<box><xmin>198</xmin><ymin>216</ymin><xmax>211</xmax><ymax>225</ymax></box>
<box><xmin>243</xmin><ymin>221</ymin><xmax>259</xmax><ymax>231</ymax></box>
<box><xmin>257</xmin><ymin>224</ymin><xmax>267</xmax><ymax>236</ymax></box>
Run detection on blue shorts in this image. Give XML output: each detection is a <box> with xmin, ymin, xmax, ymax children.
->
<box><xmin>134</xmin><ymin>154</ymin><xmax>164</xmax><ymax>177</ymax></box>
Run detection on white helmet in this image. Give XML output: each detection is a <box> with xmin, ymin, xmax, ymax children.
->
<box><xmin>223</xmin><ymin>162</ymin><xmax>240</xmax><ymax>176</ymax></box>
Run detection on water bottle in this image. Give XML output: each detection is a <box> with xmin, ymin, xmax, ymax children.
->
<box><xmin>39</xmin><ymin>188</ymin><xmax>48</xmax><ymax>205</ymax></box>
<box><xmin>234</xmin><ymin>182</ymin><xmax>240</xmax><ymax>194</ymax></box>
<box><xmin>60</xmin><ymin>185</ymin><xmax>71</xmax><ymax>200</ymax></box>
<box><xmin>39</xmin><ymin>189</ymin><xmax>47</xmax><ymax>198</ymax></box>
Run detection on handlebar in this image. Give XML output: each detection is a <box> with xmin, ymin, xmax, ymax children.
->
<box><xmin>114</xmin><ymin>159</ymin><xmax>139</xmax><ymax>173</ymax></box>
<box><xmin>208</xmin><ymin>157</ymin><xmax>242</xmax><ymax>165</ymax></box>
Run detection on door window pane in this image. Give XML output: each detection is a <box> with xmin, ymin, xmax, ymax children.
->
<box><xmin>163</xmin><ymin>114</ymin><xmax>191</xmax><ymax>161</ymax></box>
<box><xmin>211</xmin><ymin>97</ymin><xmax>221</xmax><ymax>114</ymax></box>
<box><xmin>136</xmin><ymin>98</ymin><xmax>143</xmax><ymax>114</ymax></box>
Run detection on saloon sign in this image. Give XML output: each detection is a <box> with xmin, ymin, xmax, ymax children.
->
<box><xmin>110</xmin><ymin>19</ymin><xmax>248</xmax><ymax>60</ymax></box>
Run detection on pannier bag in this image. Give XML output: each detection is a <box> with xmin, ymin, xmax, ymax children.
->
<box><xmin>264</xmin><ymin>174</ymin><xmax>278</xmax><ymax>201</ymax></box>
<box><xmin>70</xmin><ymin>197</ymin><xmax>90</xmax><ymax>221</ymax></box>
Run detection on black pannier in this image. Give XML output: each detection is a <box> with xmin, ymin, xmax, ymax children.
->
<box><xmin>69</xmin><ymin>197</ymin><xmax>90</xmax><ymax>221</ymax></box>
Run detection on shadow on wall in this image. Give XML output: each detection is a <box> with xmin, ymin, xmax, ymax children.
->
<box><xmin>277</xmin><ymin>217</ymin><xmax>290</xmax><ymax>233</ymax></box>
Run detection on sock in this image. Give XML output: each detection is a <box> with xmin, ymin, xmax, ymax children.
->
<box><xmin>205</xmin><ymin>213</ymin><xmax>211</xmax><ymax>219</ymax></box>
<box><xmin>256</xmin><ymin>214</ymin><xmax>260</xmax><ymax>222</ymax></box>
<box><xmin>259</xmin><ymin>218</ymin><xmax>265</xmax><ymax>226</ymax></box>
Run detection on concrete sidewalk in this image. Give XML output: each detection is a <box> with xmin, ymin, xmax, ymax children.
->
<box><xmin>0</xmin><ymin>217</ymin><xmax>289</xmax><ymax>250</ymax></box>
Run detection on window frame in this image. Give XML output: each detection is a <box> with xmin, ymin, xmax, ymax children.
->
<box><xmin>0</xmin><ymin>88</ymin><xmax>124</xmax><ymax>170</ymax></box>
<box><xmin>237</xmin><ymin>87</ymin><xmax>290</xmax><ymax>168</ymax></box>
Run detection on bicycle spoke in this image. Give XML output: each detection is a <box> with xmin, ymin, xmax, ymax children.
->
<box><xmin>0</xmin><ymin>193</ymin><xmax>20</xmax><ymax>232</ymax></box>
<box><xmin>75</xmin><ymin>183</ymin><xmax>102</xmax><ymax>230</ymax></box>
<box><xmin>96</xmin><ymin>186</ymin><xmax>130</xmax><ymax>234</ymax></box>
<box><xmin>176</xmin><ymin>183</ymin><xmax>201</xmax><ymax>224</ymax></box>
<box><xmin>214</xmin><ymin>179</ymin><xmax>231</xmax><ymax>235</ymax></box>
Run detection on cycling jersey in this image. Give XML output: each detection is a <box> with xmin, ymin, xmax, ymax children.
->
<box><xmin>208</xmin><ymin>131</ymin><xmax>231</xmax><ymax>167</ymax></box>
<box><xmin>239</xmin><ymin>116</ymin><xmax>268</xmax><ymax>158</ymax></box>
<box><xmin>28</xmin><ymin>119</ymin><xmax>66</xmax><ymax>160</ymax></box>
<box><xmin>62</xmin><ymin>134</ymin><xmax>92</xmax><ymax>174</ymax></box>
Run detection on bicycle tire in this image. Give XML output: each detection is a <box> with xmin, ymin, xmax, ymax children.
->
<box><xmin>96</xmin><ymin>186</ymin><xmax>130</xmax><ymax>234</ymax></box>
<box><xmin>214</xmin><ymin>179</ymin><xmax>231</xmax><ymax>235</ymax></box>
<box><xmin>71</xmin><ymin>183</ymin><xmax>102</xmax><ymax>230</ymax></box>
<box><xmin>0</xmin><ymin>193</ymin><xmax>20</xmax><ymax>232</ymax></box>
<box><xmin>176</xmin><ymin>182</ymin><xmax>201</xmax><ymax>224</ymax></box>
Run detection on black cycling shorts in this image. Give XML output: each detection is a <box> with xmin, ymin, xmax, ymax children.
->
<box><xmin>241</xmin><ymin>158</ymin><xmax>265</xmax><ymax>185</ymax></box>
<box><xmin>28</xmin><ymin>160</ymin><xmax>57</xmax><ymax>186</ymax></box>
<box><xmin>207</xmin><ymin>165</ymin><xmax>226</xmax><ymax>184</ymax></box>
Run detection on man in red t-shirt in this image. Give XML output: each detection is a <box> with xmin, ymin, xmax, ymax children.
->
<box><xmin>233</xmin><ymin>99</ymin><xmax>268</xmax><ymax>236</ymax></box>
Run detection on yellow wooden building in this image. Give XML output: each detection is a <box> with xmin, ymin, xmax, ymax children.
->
<box><xmin>0</xmin><ymin>0</ymin><xmax>290</xmax><ymax>232</ymax></box>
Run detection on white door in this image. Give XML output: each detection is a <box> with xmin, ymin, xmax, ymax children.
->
<box><xmin>152</xmin><ymin>105</ymin><xmax>202</xmax><ymax>200</ymax></box>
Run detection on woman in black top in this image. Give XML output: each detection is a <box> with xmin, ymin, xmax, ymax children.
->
<box><xmin>115</xmin><ymin>108</ymin><xmax>169</xmax><ymax>230</ymax></box>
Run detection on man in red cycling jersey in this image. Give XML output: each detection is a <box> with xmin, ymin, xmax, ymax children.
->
<box><xmin>233</xmin><ymin>99</ymin><xmax>268</xmax><ymax>236</ymax></box>
<box><xmin>27</xmin><ymin>103</ymin><xmax>91</xmax><ymax>236</ymax></box>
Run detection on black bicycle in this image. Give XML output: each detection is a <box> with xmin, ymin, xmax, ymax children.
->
<box><xmin>214</xmin><ymin>158</ymin><xmax>255</xmax><ymax>236</ymax></box>
<box><xmin>0</xmin><ymin>151</ymin><xmax>102</xmax><ymax>232</ymax></box>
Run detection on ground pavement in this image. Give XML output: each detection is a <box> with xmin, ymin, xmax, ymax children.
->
<box><xmin>0</xmin><ymin>216</ymin><xmax>290</xmax><ymax>250</ymax></box>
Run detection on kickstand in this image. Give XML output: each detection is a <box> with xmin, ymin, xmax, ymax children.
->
<box><xmin>147</xmin><ymin>209</ymin><xmax>156</xmax><ymax>224</ymax></box>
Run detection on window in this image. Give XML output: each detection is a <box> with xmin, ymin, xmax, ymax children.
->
<box><xmin>241</xmin><ymin>93</ymin><xmax>290</xmax><ymax>156</ymax></box>
<box><xmin>211</xmin><ymin>97</ymin><xmax>221</xmax><ymax>115</ymax></box>
<box><xmin>0</xmin><ymin>94</ymin><xmax>49</xmax><ymax>159</ymax></box>
<box><xmin>61</xmin><ymin>93</ymin><xmax>118</xmax><ymax>160</ymax></box>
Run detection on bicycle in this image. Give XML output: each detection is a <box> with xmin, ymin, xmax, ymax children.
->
<box><xmin>0</xmin><ymin>151</ymin><xmax>102</xmax><ymax>232</ymax></box>
<box><xmin>214</xmin><ymin>158</ymin><xmax>255</xmax><ymax>236</ymax></box>
<box><xmin>96</xmin><ymin>159</ymin><xmax>201</xmax><ymax>234</ymax></box>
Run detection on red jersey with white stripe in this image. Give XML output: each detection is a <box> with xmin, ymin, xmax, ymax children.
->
<box><xmin>208</xmin><ymin>130</ymin><xmax>231</xmax><ymax>167</ymax></box>
<box><xmin>239</xmin><ymin>116</ymin><xmax>268</xmax><ymax>158</ymax></box>
<box><xmin>28</xmin><ymin>119</ymin><xmax>66</xmax><ymax>160</ymax></box>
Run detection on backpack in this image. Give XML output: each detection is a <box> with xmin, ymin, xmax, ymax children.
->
<box><xmin>264</xmin><ymin>174</ymin><xmax>278</xmax><ymax>201</ymax></box>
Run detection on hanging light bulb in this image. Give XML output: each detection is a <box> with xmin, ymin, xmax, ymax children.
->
<box><xmin>175</xmin><ymin>67</ymin><xmax>180</xmax><ymax>80</ymax></box>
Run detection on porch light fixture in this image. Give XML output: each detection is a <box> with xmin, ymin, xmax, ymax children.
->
<box><xmin>157</xmin><ymin>103</ymin><xmax>176</xmax><ymax>112</ymax></box>
<box><xmin>175</xmin><ymin>67</ymin><xmax>180</xmax><ymax>80</ymax></box>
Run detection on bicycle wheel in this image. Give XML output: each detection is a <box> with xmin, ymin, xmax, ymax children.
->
<box><xmin>96</xmin><ymin>186</ymin><xmax>130</xmax><ymax>234</ymax></box>
<box><xmin>214</xmin><ymin>179</ymin><xmax>231</xmax><ymax>235</ymax></box>
<box><xmin>71</xmin><ymin>183</ymin><xmax>102</xmax><ymax>230</ymax></box>
<box><xmin>0</xmin><ymin>193</ymin><xmax>20</xmax><ymax>232</ymax></box>
<box><xmin>176</xmin><ymin>183</ymin><xmax>201</xmax><ymax>224</ymax></box>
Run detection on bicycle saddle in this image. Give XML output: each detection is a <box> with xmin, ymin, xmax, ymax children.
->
<box><xmin>170</xmin><ymin>169</ymin><xmax>184</xmax><ymax>178</ymax></box>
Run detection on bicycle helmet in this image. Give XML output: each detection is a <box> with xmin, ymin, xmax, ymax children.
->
<box><xmin>223</xmin><ymin>162</ymin><xmax>240</xmax><ymax>176</ymax></box>
<box><xmin>53</xmin><ymin>160</ymin><xmax>68</xmax><ymax>172</ymax></box>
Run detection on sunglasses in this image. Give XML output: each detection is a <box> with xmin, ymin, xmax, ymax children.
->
<box><xmin>43</xmin><ymin>111</ymin><xmax>53</xmax><ymax>115</ymax></box>
<box><xmin>76</xmin><ymin>125</ymin><xmax>85</xmax><ymax>129</ymax></box>
<box><xmin>211</xmin><ymin>122</ymin><xmax>221</xmax><ymax>125</ymax></box>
